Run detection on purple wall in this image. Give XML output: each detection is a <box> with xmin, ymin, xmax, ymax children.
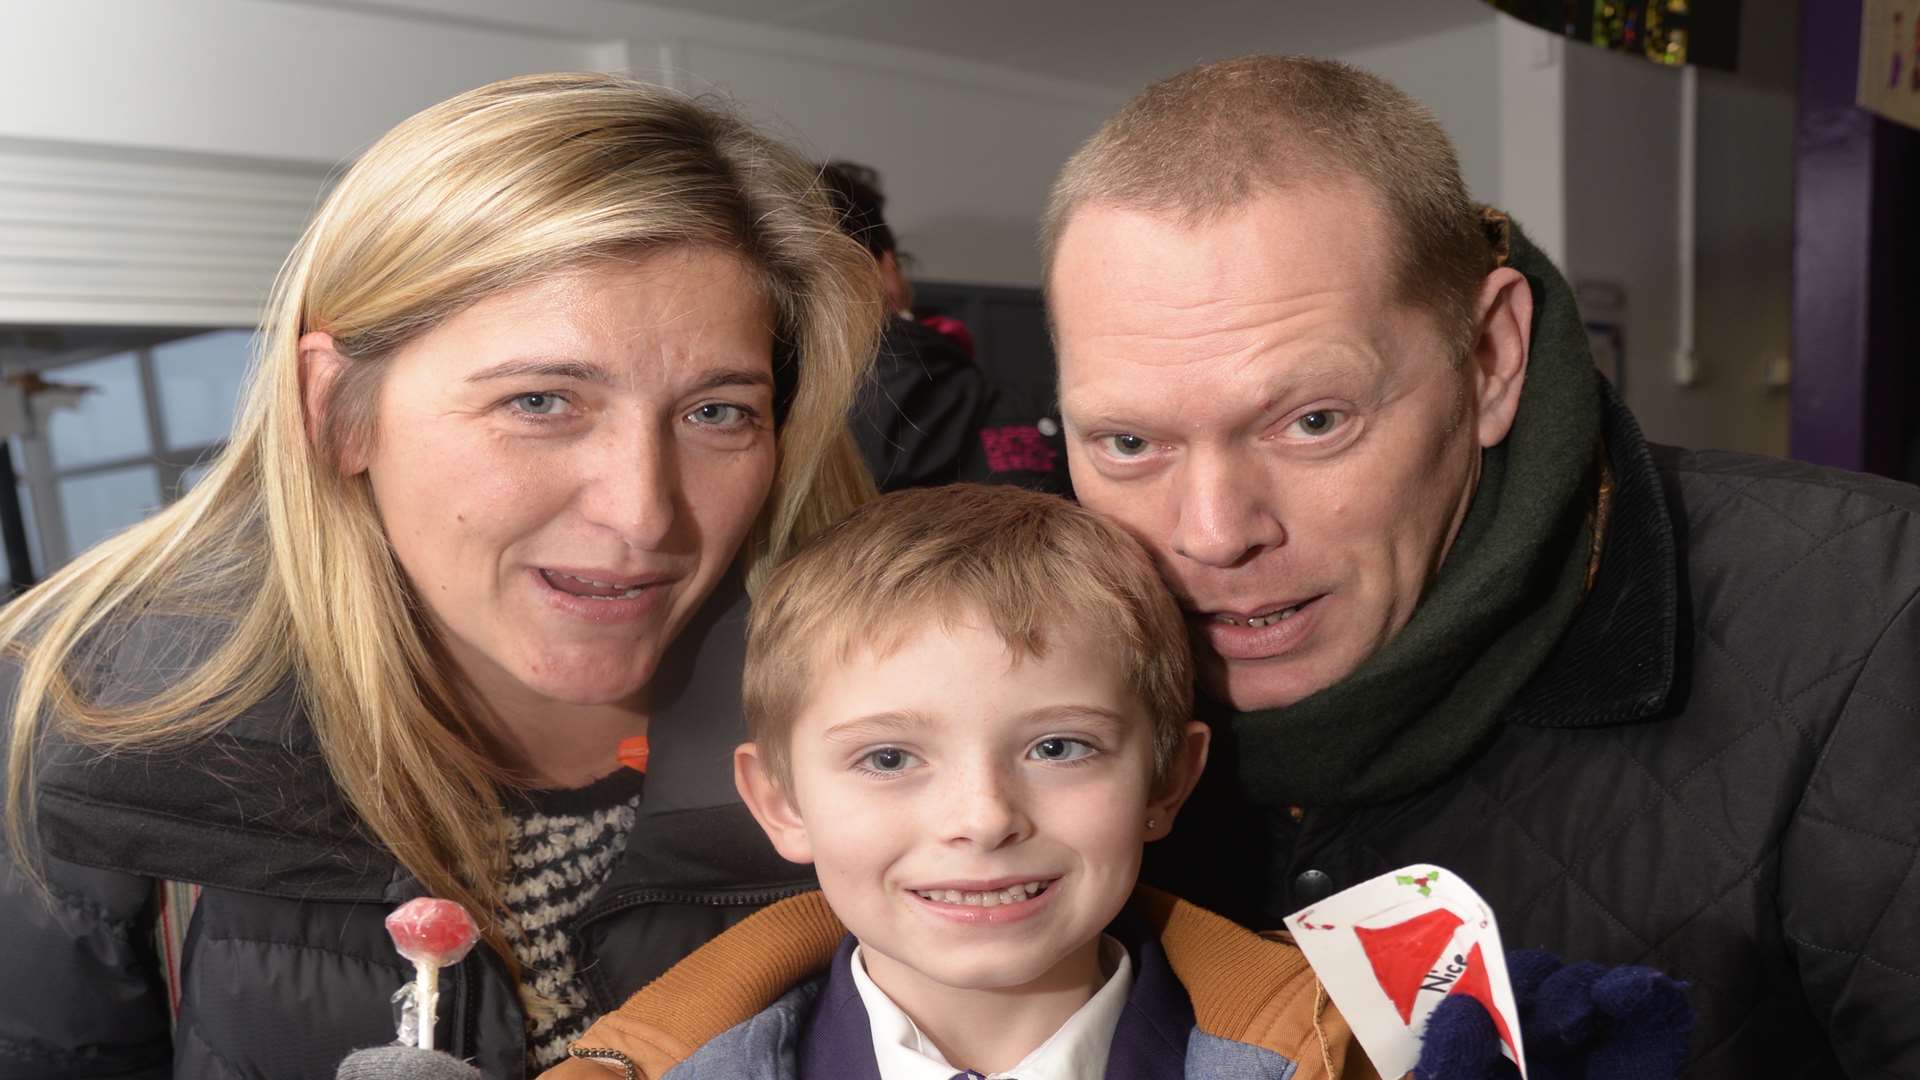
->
<box><xmin>1792</xmin><ymin>0</ymin><xmax>1920</xmax><ymax>479</ymax></box>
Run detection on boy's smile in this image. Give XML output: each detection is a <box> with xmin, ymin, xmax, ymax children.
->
<box><xmin>738</xmin><ymin>612</ymin><xmax>1206</xmax><ymax>1019</ymax></box>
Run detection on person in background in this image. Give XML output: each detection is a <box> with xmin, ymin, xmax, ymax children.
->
<box><xmin>820</xmin><ymin>162</ymin><xmax>1072</xmax><ymax>495</ymax></box>
<box><xmin>0</xmin><ymin>72</ymin><xmax>881</xmax><ymax>1078</ymax></box>
<box><xmin>819</xmin><ymin>161</ymin><xmax>992</xmax><ymax>492</ymax></box>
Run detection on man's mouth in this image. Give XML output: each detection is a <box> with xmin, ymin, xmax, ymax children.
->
<box><xmin>538</xmin><ymin>569</ymin><xmax>667</xmax><ymax>600</ymax></box>
<box><xmin>909</xmin><ymin>879</ymin><xmax>1053</xmax><ymax>908</ymax></box>
<box><xmin>1209</xmin><ymin>601</ymin><xmax>1310</xmax><ymax>628</ymax></box>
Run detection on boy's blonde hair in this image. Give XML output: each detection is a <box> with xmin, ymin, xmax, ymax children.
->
<box><xmin>744</xmin><ymin>484</ymin><xmax>1193</xmax><ymax>787</ymax></box>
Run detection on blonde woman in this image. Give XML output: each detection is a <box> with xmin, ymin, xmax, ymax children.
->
<box><xmin>0</xmin><ymin>73</ymin><xmax>881</xmax><ymax>1078</ymax></box>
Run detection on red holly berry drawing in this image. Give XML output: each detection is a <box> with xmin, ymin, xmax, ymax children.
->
<box><xmin>1395</xmin><ymin>870</ymin><xmax>1441</xmax><ymax>898</ymax></box>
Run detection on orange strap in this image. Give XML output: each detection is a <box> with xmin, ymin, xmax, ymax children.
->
<box><xmin>616</xmin><ymin>736</ymin><xmax>650</xmax><ymax>774</ymax></box>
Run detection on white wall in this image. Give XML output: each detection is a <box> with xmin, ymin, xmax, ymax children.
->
<box><xmin>1342</xmin><ymin>13</ymin><xmax>1793</xmax><ymax>458</ymax></box>
<box><xmin>1495</xmin><ymin>17</ymin><xmax>1567</xmax><ymax>264</ymax></box>
<box><xmin>1337</xmin><ymin>21</ymin><xmax>1503</xmax><ymax>205</ymax></box>
<box><xmin>0</xmin><ymin>0</ymin><xmax>1125</xmax><ymax>327</ymax></box>
<box><xmin>1335</xmin><ymin>17</ymin><xmax>1566</xmax><ymax>265</ymax></box>
<box><xmin>1561</xmin><ymin>36</ymin><xmax>1794</xmax><ymax>457</ymax></box>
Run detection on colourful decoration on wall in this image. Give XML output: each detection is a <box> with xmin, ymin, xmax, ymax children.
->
<box><xmin>1485</xmin><ymin>0</ymin><xmax>1739</xmax><ymax>72</ymax></box>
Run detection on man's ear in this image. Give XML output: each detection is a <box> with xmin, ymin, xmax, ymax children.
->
<box><xmin>734</xmin><ymin>742</ymin><xmax>815</xmax><ymax>865</ymax></box>
<box><xmin>297</xmin><ymin>330</ymin><xmax>366</xmax><ymax>475</ymax></box>
<box><xmin>1145</xmin><ymin>721</ymin><xmax>1212</xmax><ymax>842</ymax></box>
<box><xmin>1466</xmin><ymin>266</ymin><xmax>1533</xmax><ymax>449</ymax></box>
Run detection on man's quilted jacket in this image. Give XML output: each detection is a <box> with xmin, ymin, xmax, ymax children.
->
<box><xmin>1147</xmin><ymin>323</ymin><xmax>1920</xmax><ymax>1074</ymax></box>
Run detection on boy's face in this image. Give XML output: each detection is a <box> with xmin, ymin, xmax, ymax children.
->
<box><xmin>737</xmin><ymin>615</ymin><xmax>1207</xmax><ymax>1001</ymax></box>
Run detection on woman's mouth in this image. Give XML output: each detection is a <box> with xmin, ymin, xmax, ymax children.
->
<box><xmin>538</xmin><ymin>569</ymin><xmax>658</xmax><ymax>599</ymax></box>
<box><xmin>533</xmin><ymin>567</ymin><xmax>673</xmax><ymax>624</ymax></box>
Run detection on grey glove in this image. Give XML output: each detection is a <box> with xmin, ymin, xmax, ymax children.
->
<box><xmin>337</xmin><ymin>1046</ymin><xmax>485</xmax><ymax>1080</ymax></box>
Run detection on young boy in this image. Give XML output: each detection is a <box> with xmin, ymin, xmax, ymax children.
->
<box><xmin>544</xmin><ymin>484</ymin><xmax>1374</xmax><ymax>1080</ymax></box>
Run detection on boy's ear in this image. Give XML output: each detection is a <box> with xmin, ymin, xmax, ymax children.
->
<box><xmin>1145</xmin><ymin>721</ymin><xmax>1211</xmax><ymax>842</ymax></box>
<box><xmin>297</xmin><ymin>330</ymin><xmax>367</xmax><ymax>475</ymax></box>
<box><xmin>733</xmin><ymin>742</ymin><xmax>815</xmax><ymax>865</ymax></box>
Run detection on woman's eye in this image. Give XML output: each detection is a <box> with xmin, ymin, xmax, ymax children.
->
<box><xmin>509</xmin><ymin>393</ymin><xmax>570</xmax><ymax>417</ymax></box>
<box><xmin>687</xmin><ymin>402</ymin><xmax>753</xmax><ymax>429</ymax></box>
<box><xmin>1292</xmin><ymin>410</ymin><xmax>1345</xmax><ymax>436</ymax></box>
<box><xmin>1029</xmin><ymin>737</ymin><xmax>1095</xmax><ymax>763</ymax></box>
<box><xmin>860</xmin><ymin>747</ymin><xmax>921</xmax><ymax>773</ymax></box>
<box><xmin>683</xmin><ymin>399</ymin><xmax>756</xmax><ymax>428</ymax></box>
<box><xmin>1100</xmin><ymin>433</ymin><xmax>1151</xmax><ymax>458</ymax></box>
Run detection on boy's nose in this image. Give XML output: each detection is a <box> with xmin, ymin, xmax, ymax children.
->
<box><xmin>941</xmin><ymin>767</ymin><xmax>1032</xmax><ymax>850</ymax></box>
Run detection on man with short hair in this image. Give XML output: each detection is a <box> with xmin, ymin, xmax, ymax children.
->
<box><xmin>1047</xmin><ymin>55</ymin><xmax>1920</xmax><ymax>1077</ymax></box>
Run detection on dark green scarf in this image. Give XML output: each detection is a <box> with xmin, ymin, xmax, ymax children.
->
<box><xmin>1221</xmin><ymin>220</ymin><xmax>1603</xmax><ymax>808</ymax></box>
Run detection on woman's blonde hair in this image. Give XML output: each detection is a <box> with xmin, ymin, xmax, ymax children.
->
<box><xmin>2</xmin><ymin>72</ymin><xmax>882</xmax><ymax>968</ymax></box>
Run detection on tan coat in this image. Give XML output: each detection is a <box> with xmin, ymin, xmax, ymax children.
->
<box><xmin>541</xmin><ymin>886</ymin><xmax>1384</xmax><ymax>1079</ymax></box>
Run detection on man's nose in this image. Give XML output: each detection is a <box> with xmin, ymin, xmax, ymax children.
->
<box><xmin>1170</xmin><ymin>449</ymin><xmax>1286</xmax><ymax>568</ymax></box>
<box><xmin>940</xmin><ymin>761</ymin><xmax>1032</xmax><ymax>850</ymax></box>
<box><xmin>577</xmin><ymin>419</ymin><xmax>679</xmax><ymax>551</ymax></box>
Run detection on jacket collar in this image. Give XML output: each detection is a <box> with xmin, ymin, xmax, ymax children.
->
<box><xmin>1501</xmin><ymin>377</ymin><xmax>1680</xmax><ymax>729</ymax></box>
<box><xmin>570</xmin><ymin>887</ymin><xmax>1344</xmax><ymax>1078</ymax></box>
<box><xmin>804</xmin><ymin>927</ymin><xmax>1191</xmax><ymax>1080</ymax></box>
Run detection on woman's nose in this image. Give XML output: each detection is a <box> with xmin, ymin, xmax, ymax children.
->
<box><xmin>576</xmin><ymin>420</ymin><xmax>679</xmax><ymax>550</ymax></box>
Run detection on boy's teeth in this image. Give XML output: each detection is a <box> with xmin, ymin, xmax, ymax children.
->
<box><xmin>915</xmin><ymin>881</ymin><xmax>1047</xmax><ymax>907</ymax></box>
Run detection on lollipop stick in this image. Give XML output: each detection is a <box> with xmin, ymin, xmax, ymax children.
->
<box><xmin>415</xmin><ymin>960</ymin><xmax>438</xmax><ymax>1051</ymax></box>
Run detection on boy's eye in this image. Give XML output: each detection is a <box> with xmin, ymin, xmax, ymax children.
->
<box><xmin>859</xmin><ymin>747</ymin><xmax>922</xmax><ymax>773</ymax></box>
<box><xmin>1029</xmin><ymin>737</ymin><xmax>1095</xmax><ymax>763</ymax></box>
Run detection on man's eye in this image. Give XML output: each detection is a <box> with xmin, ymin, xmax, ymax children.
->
<box><xmin>1029</xmin><ymin>737</ymin><xmax>1095</xmax><ymax>763</ymax></box>
<box><xmin>1292</xmin><ymin>410</ymin><xmax>1345</xmax><ymax>436</ymax></box>
<box><xmin>687</xmin><ymin>402</ymin><xmax>753</xmax><ymax>429</ymax></box>
<box><xmin>509</xmin><ymin>393</ymin><xmax>569</xmax><ymax>416</ymax></box>
<box><xmin>1100</xmin><ymin>433</ymin><xmax>1151</xmax><ymax>458</ymax></box>
<box><xmin>859</xmin><ymin>747</ymin><xmax>921</xmax><ymax>773</ymax></box>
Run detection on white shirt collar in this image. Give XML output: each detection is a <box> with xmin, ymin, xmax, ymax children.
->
<box><xmin>848</xmin><ymin>936</ymin><xmax>1133</xmax><ymax>1080</ymax></box>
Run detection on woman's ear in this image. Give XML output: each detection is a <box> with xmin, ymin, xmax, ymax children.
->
<box><xmin>734</xmin><ymin>742</ymin><xmax>815</xmax><ymax>865</ymax></box>
<box><xmin>1145</xmin><ymin>720</ymin><xmax>1212</xmax><ymax>842</ymax></box>
<box><xmin>297</xmin><ymin>330</ymin><xmax>366</xmax><ymax>475</ymax></box>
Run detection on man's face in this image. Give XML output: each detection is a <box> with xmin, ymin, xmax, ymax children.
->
<box><xmin>1052</xmin><ymin>186</ymin><xmax>1485</xmax><ymax>711</ymax></box>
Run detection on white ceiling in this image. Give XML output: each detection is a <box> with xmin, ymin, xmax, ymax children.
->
<box><xmin>619</xmin><ymin>0</ymin><xmax>1497</xmax><ymax>93</ymax></box>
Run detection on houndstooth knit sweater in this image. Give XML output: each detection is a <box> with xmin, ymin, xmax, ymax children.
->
<box><xmin>500</xmin><ymin>768</ymin><xmax>646</xmax><ymax>1072</ymax></box>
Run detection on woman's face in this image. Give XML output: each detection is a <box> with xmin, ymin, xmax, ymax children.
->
<box><xmin>355</xmin><ymin>248</ymin><xmax>777</xmax><ymax>720</ymax></box>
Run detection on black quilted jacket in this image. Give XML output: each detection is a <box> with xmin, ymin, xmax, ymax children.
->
<box><xmin>1148</xmin><ymin>385</ymin><xmax>1920</xmax><ymax>1077</ymax></box>
<box><xmin>1</xmin><ymin>582</ymin><xmax>812</xmax><ymax>1079</ymax></box>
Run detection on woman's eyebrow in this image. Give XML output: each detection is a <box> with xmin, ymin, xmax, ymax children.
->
<box><xmin>687</xmin><ymin>366</ymin><xmax>775</xmax><ymax>394</ymax></box>
<box><xmin>461</xmin><ymin>361</ymin><xmax>774</xmax><ymax>394</ymax></box>
<box><xmin>465</xmin><ymin>358</ymin><xmax>609</xmax><ymax>384</ymax></box>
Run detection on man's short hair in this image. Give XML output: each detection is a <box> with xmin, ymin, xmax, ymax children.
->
<box><xmin>744</xmin><ymin>484</ymin><xmax>1193</xmax><ymax>789</ymax></box>
<box><xmin>1044</xmin><ymin>55</ymin><xmax>1492</xmax><ymax>356</ymax></box>
<box><xmin>817</xmin><ymin>160</ymin><xmax>897</xmax><ymax>257</ymax></box>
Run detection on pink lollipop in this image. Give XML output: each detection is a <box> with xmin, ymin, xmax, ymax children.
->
<box><xmin>385</xmin><ymin>898</ymin><xmax>480</xmax><ymax>1050</ymax></box>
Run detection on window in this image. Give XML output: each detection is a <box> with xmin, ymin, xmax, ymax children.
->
<box><xmin>4</xmin><ymin>328</ymin><xmax>251</xmax><ymax>577</ymax></box>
